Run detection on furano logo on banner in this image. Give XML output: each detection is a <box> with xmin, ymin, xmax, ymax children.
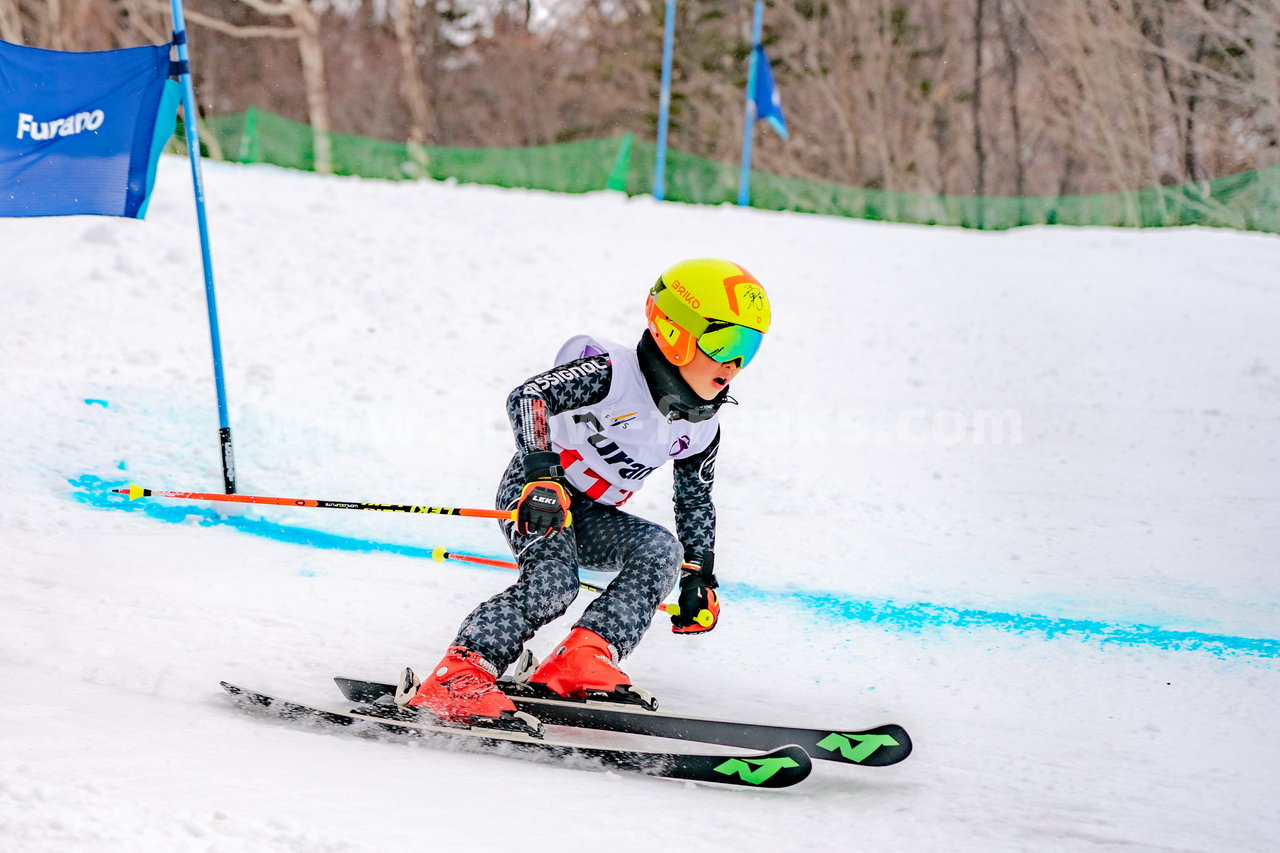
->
<box><xmin>16</xmin><ymin>109</ymin><xmax>106</xmax><ymax>141</ymax></box>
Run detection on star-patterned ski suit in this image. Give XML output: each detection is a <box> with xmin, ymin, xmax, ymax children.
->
<box><xmin>452</xmin><ymin>334</ymin><xmax>725</xmax><ymax>672</ymax></box>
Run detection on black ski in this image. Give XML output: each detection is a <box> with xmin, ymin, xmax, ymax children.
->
<box><xmin>334</xmin><ymin>676</ymin><xmax>912</xmax><ymax>768</ymax></box>
<box><xmin>221</xmin><ymin>682</ymin><xmax>811</xmax><ymax>789</ymax></box>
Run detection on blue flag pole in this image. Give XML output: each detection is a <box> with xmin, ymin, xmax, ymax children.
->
<box><xmin>653</xmin><ymin>0</ymin><xmax>678</xmax><ymax>200</ymax></box>
<box><xmin>170</xmin><ymin>0</ymin><xmax>236</xmax><ymax>494</ymax></box>
<box><xmin>737</xmin><ymin>0</ymin><xmax>765</xmax><ymax>207</ymax></box>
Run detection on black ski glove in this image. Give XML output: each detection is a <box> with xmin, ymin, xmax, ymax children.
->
<box><xmin>669</xmin><ymin>555</ymin><xmax>719</xmax><ymax>634</ymax></box>
<box><xmin>513</xmin><ymin>450</ymin><xmax>572</xmax><ymax>537</ymax></box>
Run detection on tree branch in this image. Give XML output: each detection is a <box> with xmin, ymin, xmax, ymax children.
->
<box><xmin>152</xmin><ymin>1</ymin><xmax>297</xmax><ymax>39</ymax></box>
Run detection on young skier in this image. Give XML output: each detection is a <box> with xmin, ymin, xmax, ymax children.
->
<box><xmin>396</xmin><ymin>258</ymin><xmax>771</xmax><ymax>727</ymax></box>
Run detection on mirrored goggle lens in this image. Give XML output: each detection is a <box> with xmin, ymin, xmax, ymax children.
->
<box><xmin>697</xmin><ymin>324</ymin><xmax>764</xmax><ymax>367</ymax></box>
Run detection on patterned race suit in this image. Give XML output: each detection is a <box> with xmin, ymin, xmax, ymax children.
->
<box><xmin>452</xmin><ymin>335</ymin><xmax>724</xmax><ymax>673</ymax></box>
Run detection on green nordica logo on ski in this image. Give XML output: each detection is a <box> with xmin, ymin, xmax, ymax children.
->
<box><xmin>713</xmin><ymin>756</ymin><xmax>801</xmax><ymax>785</ymax></box>
<box><xmin>816</xmin><ymin>732</ymin><xmax>900</xmax><ymax>763</ymax></box>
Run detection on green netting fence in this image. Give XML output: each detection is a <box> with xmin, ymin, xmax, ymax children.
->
<box><xmin>180</xmin><ymin>107</ymin><xmax>1280</xmax><ymax>234</ymax></box>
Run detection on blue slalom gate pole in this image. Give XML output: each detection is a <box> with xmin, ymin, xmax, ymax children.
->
<box><xmin>737</xmin><ymin>0</ymin><xmax>765</xmax><ymax>207</ymax></box>
<box><xmin>653</xmin><ymin>0</ymin><xmax>677</xmax><ymax>200</ymax></box>
<box><xmin>170</xmin><ymin>0</ymin><xmax>236</xmax><ymax>494</ymax></box>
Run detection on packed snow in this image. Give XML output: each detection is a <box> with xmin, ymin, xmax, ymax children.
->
<box><xmin>2</xmin><ymin>156</ymin><xmax>1278</xmax><ymax>852</ymax></box>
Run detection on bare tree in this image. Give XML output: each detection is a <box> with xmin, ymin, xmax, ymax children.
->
<box><xmin>973</xmin><ymin>0</ymin><xmax>988</xmax><ymax>208</ymax></box>
<box><xmin>239</xmin><ymin>0</ymin><xmax>332</xmax><ymax>173</ymax></box>
<box><xmin>13</xmin><ymin>0</ymin><xmax>1279</xmax><ymax>206</ymax></box>
<box><xmin>0</xmin><ymin>0</ymin><xmax>24</xmax><ymax>43</ymax></box>
<box><xmin>176</xmin><ymin>0</ymin><xmax>333</xmax><ymax>173</ymax></box>
<box><xmin>994</xmin><ymin>0</ymin><xmax>1027</xmax><ymax>196</ymax></box>
<box><xmin>393</xmin><ymin>0</ymin><xmax>432</xmax><ymax>174</ymax></box>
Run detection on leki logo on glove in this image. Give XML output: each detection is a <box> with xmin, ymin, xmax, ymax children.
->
<box><xmin>713</xmin><ymin>756</ymin><xmax>802</xmax><ymax>785</ymax></box>
<box><xmin>816</xmin><ymin>732</ymin><xmax>901</xmax><ymax>763</ymax></box>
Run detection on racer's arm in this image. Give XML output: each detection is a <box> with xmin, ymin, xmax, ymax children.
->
<box><xmin>504</xmin><ymin>356</ymin><xmax>612</xmax><ymax>536</ymax></box>
<box><xmin>505</xmin><ymin>355</ymin><xmax>612</xmax><ymax>455</ymax></box>
<box><xmin>670</xmin><ymin>430</ymin><xmax>720</xmax><ymax>633</ymax></box>
<box><xmin>671</xmin><ymin>428</ymin><xmax>718</xmax><ymax>561</ymax></box>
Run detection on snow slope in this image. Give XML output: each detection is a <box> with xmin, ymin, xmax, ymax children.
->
<box><xmin>2</xmin><ymin>156</ymin><xmax>1278</xmax><ymax>852</ymax></box>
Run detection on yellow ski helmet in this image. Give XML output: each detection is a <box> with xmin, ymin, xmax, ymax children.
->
<box><xmin>644</xmin><ymin>259</ymin><xmax>771</xmax><ymax>368</ymax></box>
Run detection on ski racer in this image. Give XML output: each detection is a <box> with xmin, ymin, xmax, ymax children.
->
<box><xmin>396</xmin><ymin>258</ymin><xmax>772</xmax><ymax>726</ymax></box>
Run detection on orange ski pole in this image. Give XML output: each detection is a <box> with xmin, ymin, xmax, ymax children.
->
<box><xmin>112</xmin><ymin>483</ymin><xmax>662</xmax><ymax>606</ymax></box>
<box><xmin>111</xmin><ymin>482</ymin><xmax>517</xmax><ymax>522</ymax></box>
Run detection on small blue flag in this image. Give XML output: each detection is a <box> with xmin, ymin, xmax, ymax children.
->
<box><xmin>752</xmin><ymin>44</ymin><xmax>788</xmax><ymax>141</ymax></box>
<box><xmin>0</xmin><ymin>39</ymin><xmax>180</xmax><ymax>218</ymax></box>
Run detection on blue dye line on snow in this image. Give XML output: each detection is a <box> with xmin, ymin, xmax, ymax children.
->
<box><xmin>70</xmin><ymin>473</ymin><xmax>1280</xmax><ymax>661</ymax></box>
<box><xmin>735</xmin><ymin>585</ymin><xmax>1280</xmax><ymax>661</ymax></box>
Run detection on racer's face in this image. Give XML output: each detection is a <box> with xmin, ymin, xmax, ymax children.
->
<box><xmin>678</xmin><ymin>347</ymin><xmax>741</xmax><ymax>400</ymax></box>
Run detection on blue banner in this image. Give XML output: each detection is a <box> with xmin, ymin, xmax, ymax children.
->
<box><xmin>0</xmin><ymin>40</ymin><xmax>177</xmax><ymax>218</ymax></box>
<box><xmin>752</xmin><ymin>45</ymin><xmax>788</xmax><ymax>141</ymax></box>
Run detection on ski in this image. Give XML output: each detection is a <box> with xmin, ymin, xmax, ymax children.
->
<box><xmin>334</xmin><ymin>676</ymin><xmax>912</xmax><ymax>768</ymax></box>
<box><xmin>221</xmin><ymin>682</ymin><xmax>812</xmax><ymax>789</ymax></box>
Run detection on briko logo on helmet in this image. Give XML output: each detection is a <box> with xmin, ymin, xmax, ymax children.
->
<box><xmin>670</xmin><ymin>280</ymin><xmax>702</xmax><ymax>309</ymax></box>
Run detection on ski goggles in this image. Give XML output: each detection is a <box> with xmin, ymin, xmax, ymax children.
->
<box><xmin>696</xmin><ymin>321</ymin><xmax>765</xmax><ymax>367</ymax></box>
<box><xmin>650</xmin><ymin>282</ymin><xmax>765</xmax><ymax>368</ymax></box>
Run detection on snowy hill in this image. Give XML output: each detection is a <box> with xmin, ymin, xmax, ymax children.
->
<box><xmin>2</xmin><ymin>156</ymin><xmax>1278</xmax><ymax>852</ymax></box>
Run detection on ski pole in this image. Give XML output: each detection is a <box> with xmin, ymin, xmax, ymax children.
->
<box><xmin>385</xmin><ymin>545</ymin><xmax>666</xmax><ymax>609</ymax></box>
<box><xmin>427</xmin><ymin>547</ymin><xmax>617</xmax><ymax>599</ymax></box>
<box><xmin>112</xmin><ymin>483</ymin><xmax>519</xmax><ymax>522</ymax></box>
<box><xmin>113</xmin><ymin>483</ymin><xmax>663</xmax><ymax>608</ymax></box>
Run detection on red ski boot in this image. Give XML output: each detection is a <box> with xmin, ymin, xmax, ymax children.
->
<box><xmin>527</xmin><ymin>628</ymin><xmax>632</xmax><ymax>698</ymax></box>
<box><xmin>395</xmin><ymin>647</ymin><xmax>535</xmax><ymax>731</ymax></box>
